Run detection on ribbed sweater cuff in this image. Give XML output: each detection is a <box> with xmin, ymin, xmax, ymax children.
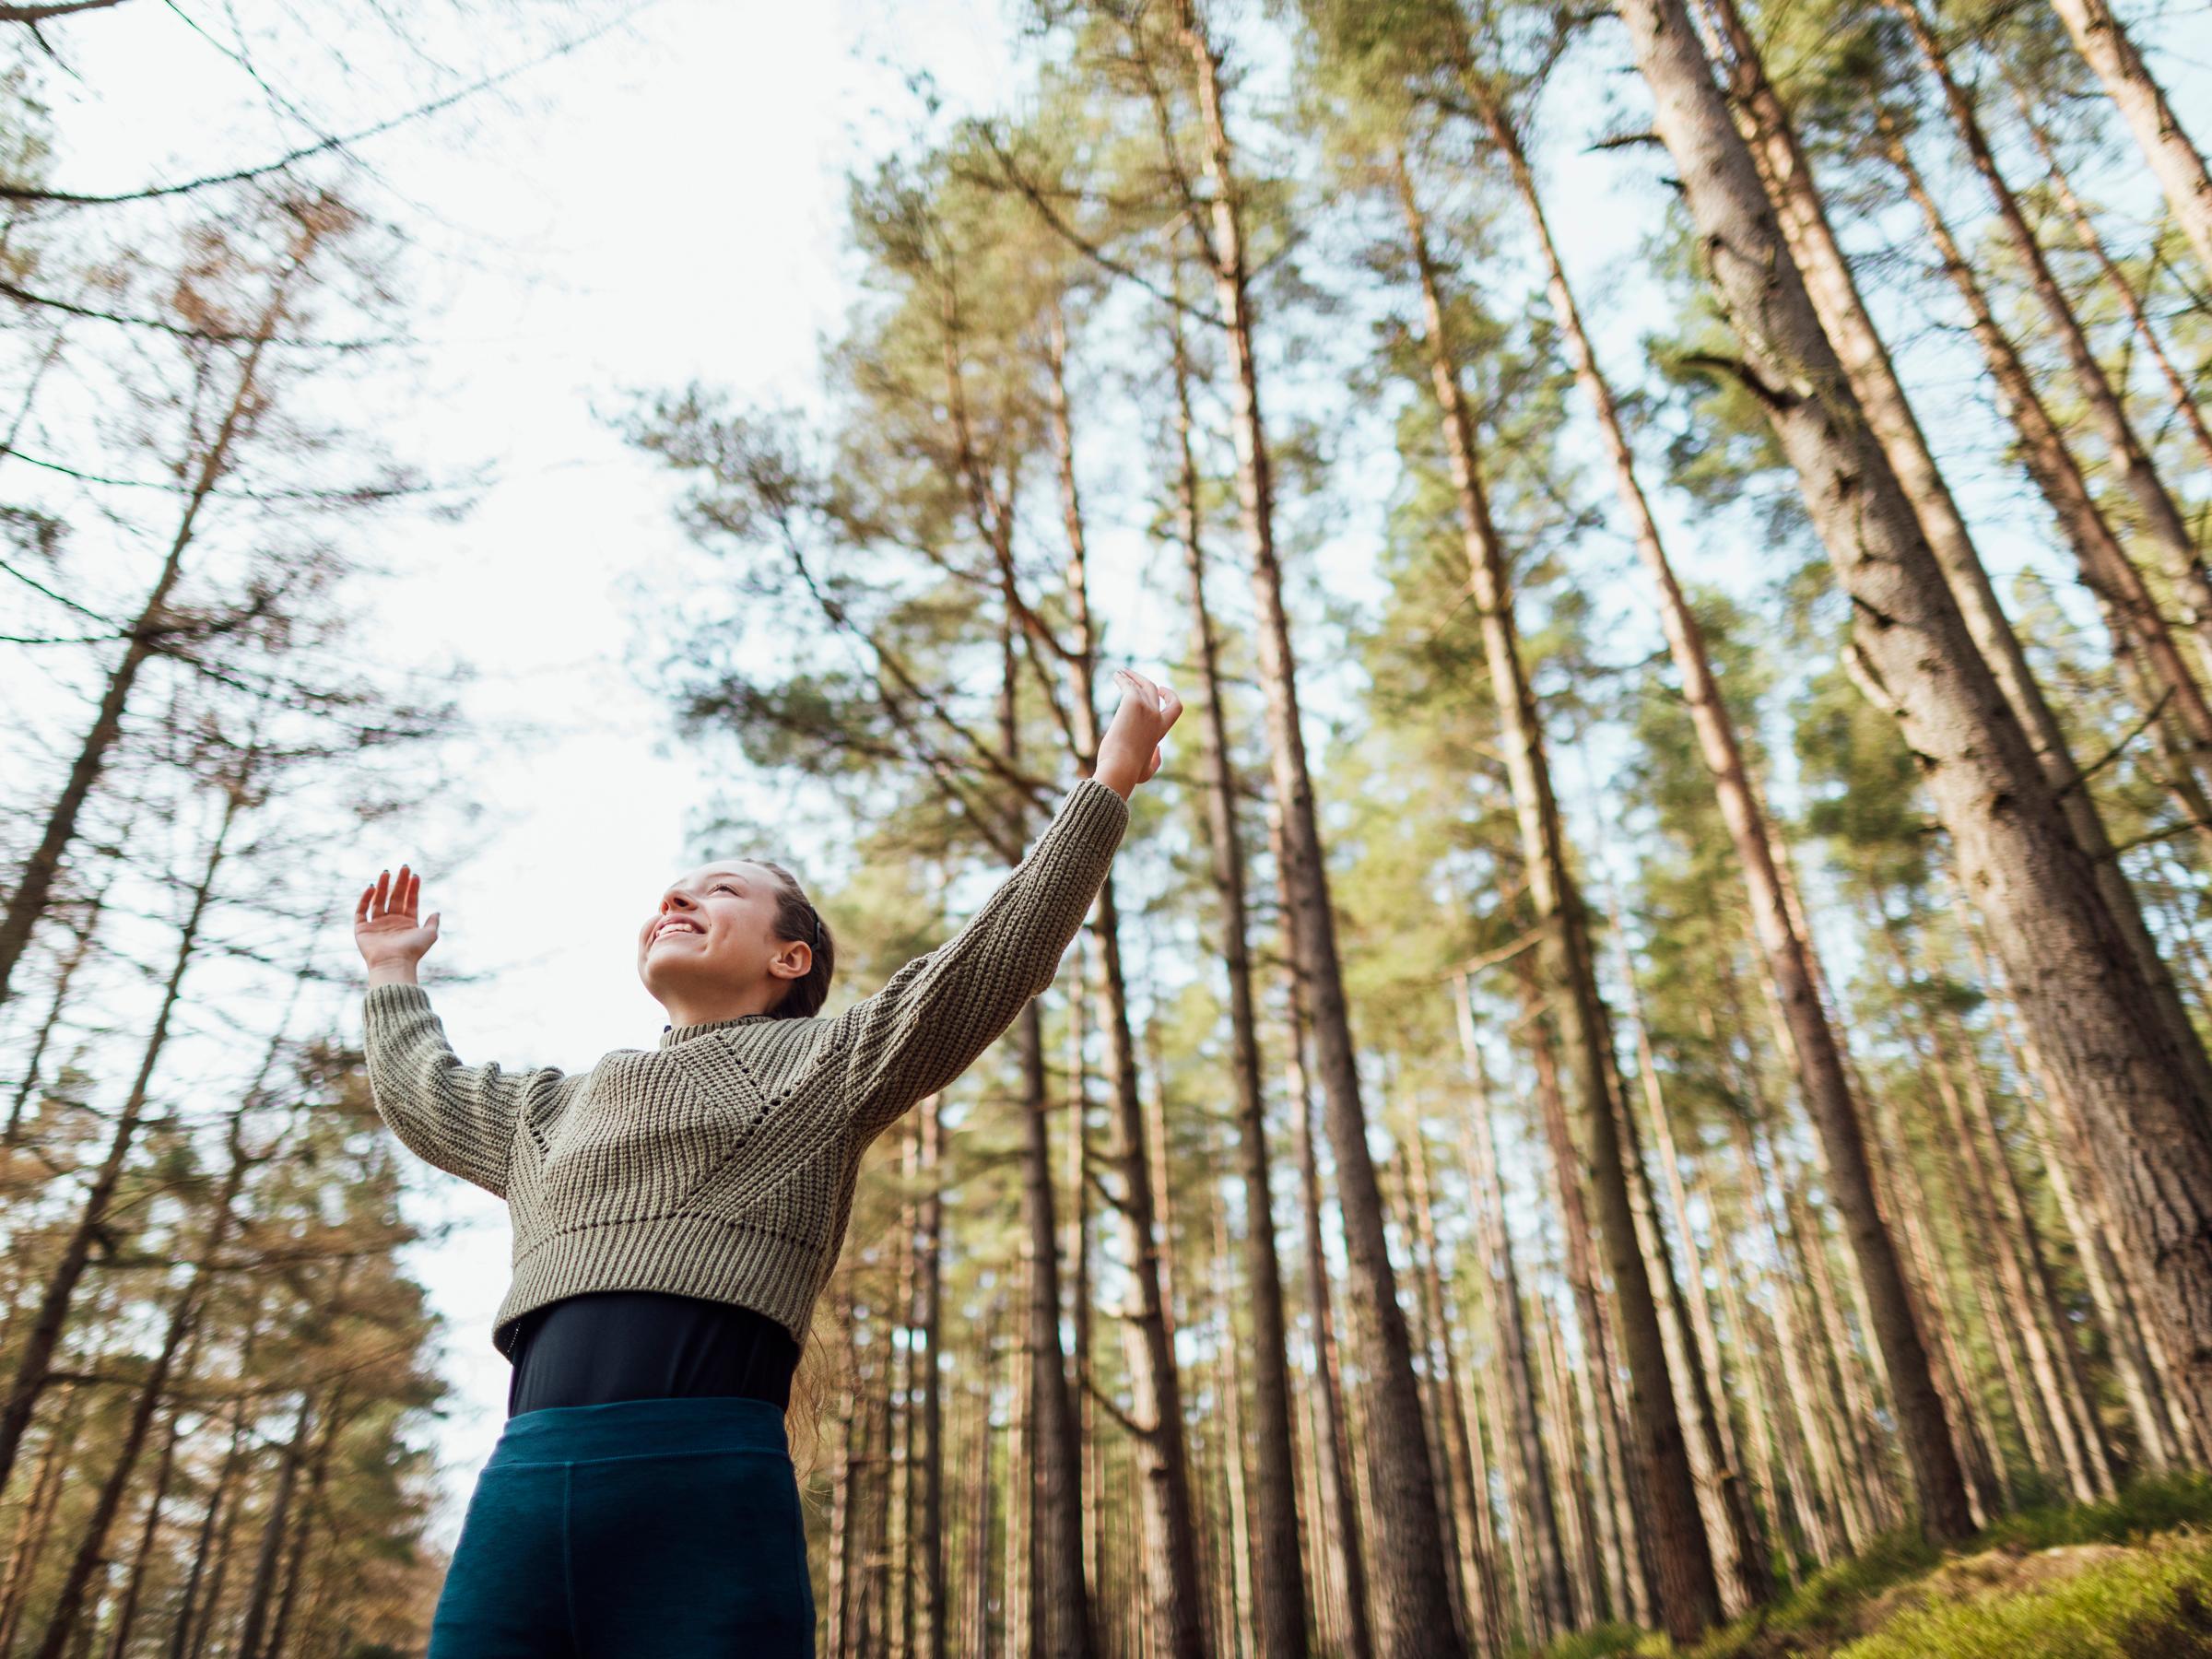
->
<box><xmin>1065</xmin><ymin>774</ymin><xmax>1131</xmax><ymax>840</ymax></box>
<box><xmin>364</xmin><ymin>981</ymin><xmax>433</xmax><ymax>1018</ymax></box>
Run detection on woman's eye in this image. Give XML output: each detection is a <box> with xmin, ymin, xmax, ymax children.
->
<box><xmin>714</xmin><ymin>884</ymin><xmax>737</xmax><ymax>896</ymax></box>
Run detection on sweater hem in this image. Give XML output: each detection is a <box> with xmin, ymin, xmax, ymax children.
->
<box><xmin>492</xmin><ymin>1209</ymin><xmax>829</xmax><ymax>1357</ymax></box>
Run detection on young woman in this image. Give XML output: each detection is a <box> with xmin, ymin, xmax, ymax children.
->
<box><xmin>354</xmin><ymin>667</ymin><xmax>1181</xmax><ymax>1657</ymax></box>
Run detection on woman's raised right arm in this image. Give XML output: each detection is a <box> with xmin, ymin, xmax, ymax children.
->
<box><xmin>356</xmin><ymin>865</ymin><xmax>563</xmax><ymax>1199</ymax></box>
<box><xmin>361</xmin><ymin>982</ymin><xmax>565</xmax><ymax>1198</ymax></box>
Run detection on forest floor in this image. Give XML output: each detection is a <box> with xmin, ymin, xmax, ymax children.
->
<box><xmin>1550</xmin><ymin>1473</ymin><xmax>2212</xmax><ymax>1658</ymax></box>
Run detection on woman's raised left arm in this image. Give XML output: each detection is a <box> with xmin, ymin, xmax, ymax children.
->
<box><xmin>833</xmin><ymin>668</ymin><xmax>1179</xmax><ymax>1136</ymax></box>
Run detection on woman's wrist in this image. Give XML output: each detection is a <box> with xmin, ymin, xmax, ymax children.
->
<box><xmin>1091</xmin><ymin>759</ymin><xmax>1138</xmax><ymax>801</ymax></box>
<box><xmin>366</xmin><ymin>960</ymin><xmax>421</xmax><ymax>988</ymax></box>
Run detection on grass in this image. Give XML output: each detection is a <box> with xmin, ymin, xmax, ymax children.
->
<box><xmin>1837</xmin><ymin>1532</ymin><xmax>2212</xmax><ymax>1658</ymax></box>
<box><xmin>1531</xmin><ymin>1474</ymin><xmax>2212</xmax><ymax>1659</ymax></box>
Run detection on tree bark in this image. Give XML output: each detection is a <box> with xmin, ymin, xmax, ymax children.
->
<box><xmin>1477</xmin><ymin>77</ymin><xmax>1979</xmax><ymax>1544</ymax></box>
<box><xmin>1168</xmin><ymin>308</ymin><xmax>1311</xmax><ymax>1659</ymax></box>
<box><xmin>1396</xmin><ymin>154</ymin><xmax>1717</xmax><ymax>1638</ymax></box>
<box><xmin>1400</xmin><ymin>1112</ymin><xmax>1507</xmax><ymax>1654</ymax></box>
<box><xmin>1168</xmin><ymin>10</ymin><xmax>1461</xmax><ymax>1650</ymax></box>
<box><xmin>2013</xmin><ymin>90</ymin><xmax>2212</xmax><ymax>474</ymax></box>
<box><xmin>1893</xmin><ymin>0</ymin><xmax>2212</xmax><ymax>685</ymax></box>
<box><xmin>0</xmin><ymin>252</ymin><xmax>300</xmax><ymax>1010</ymax></box>
<box><xmin>32</xmin><ymin>1115</ymin><xmax>250</xmax><ymax>1659</ymax></box>
<box><xmin>0</xmin><ymin>776</ymin><xmax>241</xmax><ymax>1492</ymax></box>
<box><xmin>1448</xmin><ymin>976</ymin><xmax>1573</xmax><ymax>1642</ymax></box>
<box><xmin>2046</xmin><ymin>0</ymin><xmax>2212</xmax><ymax>277</ymax></box>
<box><xmin>917</xmin><ymin>1095</ymin><xmax>947</xmax><ymax>1659</ymax></box>
<box><xmin>1045</xmin><ymin>322</ymin><xmax>1208</xmax><ymax>1659</ymax></box>
<box><xmin>231</xmin><ymin>1390</ymin><xmax>317</xmax><ymax>1659</ymax></box>
<box><xmin>1695</xmin><ymin>0</ymin><xmax>2212</xmax><ymax>1106</ymax></box>
<box><xmin>1877</xmin><ymin>115</ymin><xmax>2212</xmax><ymax>771</ymax></box>
<box><xmin>1617</xmin><ymin>0</ymin><xmax>2212</xmax><ymax>1450</ymax></box>
<box><xmin>1275</xmin><ymin>848</ymin><xmax>1374</xmax><ymax>1659</ymax></box>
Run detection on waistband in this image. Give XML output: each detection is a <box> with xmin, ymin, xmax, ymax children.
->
<box><xmin>488</xmin><ymin>1394</ymin><xmax>791</xmax><ymax>1468</ymax></box>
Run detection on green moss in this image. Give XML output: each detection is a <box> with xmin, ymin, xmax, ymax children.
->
<box><xmin>1535</xmin><ymin>1480</ymin><xmax>2212</xmax><ymax>1659</ymax></box>
<box><xmin>1688</xmin><ymin>1529</ymin><xmax>1941</xmax><ymax>1658</ymax></box>
<box><xmin>1834</xmin><ymin>1533</ymin><xmax>2212</xmax><ymax>1659</ymax></box>
<box><xmin>1973</xmin><ymin>1474</ymin><xmax>2212</xmax><ymax>1553</ymax></box>
<box><xmin>1537</xmin><ymin>1623</ymin><xmax>1672</xmax><ymax>1659</ymax></box>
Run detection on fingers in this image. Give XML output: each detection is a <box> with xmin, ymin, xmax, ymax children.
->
<box><xmin>1111</xmin><ymin>665</ymin><xmax>1178</xmax><ymax>722</ymax></box>
<box><xmin>357</xmin><ymin>866</ymin><xmax>423</xmax><ymax>925</ymax></box>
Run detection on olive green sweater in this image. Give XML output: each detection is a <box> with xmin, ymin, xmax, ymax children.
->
<box><xmin>361</xmin><ymin>776</ymin><xmax>1129</xmax><ymax>1358</ymax></box>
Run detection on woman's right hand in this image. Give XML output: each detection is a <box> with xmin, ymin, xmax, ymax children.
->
<box><xmin>355</xmin><ymin>865</ymin><xmax>441</xmax><ymax>985</ymax></box>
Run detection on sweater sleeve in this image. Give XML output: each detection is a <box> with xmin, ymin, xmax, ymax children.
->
<box><xmin>360</xmin><ymin>982</ymin><xmax>568</xmax><ymax>1200</ymax></box>
<box><xmin>833</xmin><ymin>775</ymin><xmax>1130</xmax><ymax>1137</ymax></box>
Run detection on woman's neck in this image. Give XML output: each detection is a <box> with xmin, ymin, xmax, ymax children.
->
<box><xmin>655</xmin><ymin>986</ymin><xmax>781</xmax><ymax>1030</ymax></box>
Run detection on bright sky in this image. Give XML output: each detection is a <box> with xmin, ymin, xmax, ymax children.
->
<box><xmin>15</xmin><ymin>0</ymin><xmax>2209</xmax><ymax>1559</ymax></box>
<box><xmin>17</xmin><ymin>0</ymin><xmax>1033</xmax><ymax>1550</ymax></box>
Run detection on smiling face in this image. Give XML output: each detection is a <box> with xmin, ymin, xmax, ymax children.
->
<box><xmin>636</xmin><ymin>860</ymin><xmax>812</xmax><ymax>1016</ymax></box>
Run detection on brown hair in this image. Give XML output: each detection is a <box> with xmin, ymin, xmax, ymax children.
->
<box><xmin>784</xmin><ymin>1307</ymin><xmax>845</xmax><ymax>1487</ymax></box>
<box><xmin>744</xmin><ymin>859</ymin><xmax>835</xmax><ymax>1019</ymax></box>
<box><xmin>734</xmin><ymin>860</ymin><xmax>841</xmax><ymax>1470</ymax></box>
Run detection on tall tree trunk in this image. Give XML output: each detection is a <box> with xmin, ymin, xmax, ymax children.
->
<box><xmin>0</xmin><ymin>775</ymin><xmax>242</xmax><ymax>1492</ymax></box>
<box><xmin>1394</xmin><ymin>154</ymin><xmax>1719</xmax><ymax>1640</ymax></box>
<box><xmin>1894</xmin><ymin>0</ymin><xmax>2212</xmax><ymax>678</ymax></box>
<box><xmin>0</xmin><ymin>255</ymin><xmax>300</xmax><ymax>1010</ymax></box>
<box><xmin>1045</xmin><ymin>320</ymin><xmax>1208</xmax><ymax>1659</ymax></box>
<box><xmin>1693</xmin><ymin>0</ymin><xmax>2212</xmax><ymax>1105</ymax></box>
<box><xmin>1476</xmin><ymin>77</ymin><xmax>1977</xmax><ymax>1543</ymax></box>
<box><xmin>965</xmin><ymin>1304</ymin><xmax>1000</xmax><ymax>1659</ymax></box>
<box><xmin>2045</xmin><ymin>0</ymin><xmax>2212</xmax><ymax>277</ymax></box>
<box><xmin>827</xmin><ymin>1285</ymin><xmax>859</xmax><ymax>1659</ymax></box>
<box><xmin>1273</xmin><ymin>829</ymin><xmax>1374</xmax><ymax>1659</ymax></box>
<box><xmin>3</xmin><ymin>859</ymin><xmax>117</xmax><ymax>1146</ymax></box>
<box><xmin>1169</xmin><ymin>12</ymin><xmax>1462</xmax><ymax>1649</ymax></box>
<box><xmin>2013</xmin><ymin>90</ymin><xmax>2212</xmax><ymax>473</ymax></box>
<box><xmin>1952</xmin><ymin>888</ymin><xmax>2188</xmax><ymax>1471</ymax></box>
<box><xmin>1168</xmin><ymin>308</ymin><xmax>1310</xmax><ymax>1659</ymax></box>
<box><xmin>1949</xmin><ymin>1022</ymin><xmax>2117</xmax><ymax>1497</ymax></box>
<box><xmin>1617</xmin><ymin>0</ymin><xmax>2212</xmax><ymax>1449</ymax></box>
<box><xmin>1876</xmin><ymin>113</ymin><xmax>2212</xmax><ymax>775</ymax></box>
<box><xmin>262</xmin><ymin>1388</ymin><xmax>348</xmax><ymax>1659</ymax></box>
<box><xmin>1449</xmin><ymin>976</ymin><xmax>1572</xmax><ymax>1641</ymax></box>
<box><xmin>892</xmin><ymin>1128</ymin><xmax>919</xmax><ymax>1659</ymax></box>
<box><xmin>1401</xmin><ymin>1112</ymin><xmax>1507</xmax><ymax>1654</ymax></box>
<box><xmin>231</xmin><ymin>1390</ymin><xmax>317</xmax><ymax>1659</ymax></box>
<box><xmin>1514</xmin><ymin>957</ymin><xmax>1631</xmax><ymax>1625</ymax></box>
<box><xmin>1004</xmin><ymin>659</ymin><xmax>1093</xmax><ymax>1659</ymax></box>
<box><xmin>1722</xmin><ymin>1105</ymin><xmax>1853</xmax><ymax>1557</ymax></box>
<box><xmin>1209</xmin><ymin>1170</ymin><xmax>1260</xmax><ymax>1659</ymax></box>
<box><xmin>1606</xmin><ymin>1007</ymin><xmax>1771</xmax><ymax>1615</ymax></box>
<box><xmin>0</xmin><ymin>1378</ymin><xmax>91</xmax><ymax>1654</ymax></box>
<box><xmin>1005</xmin><ymin>1253</ymin><xmax>1031</xmax><ymax>1659</ymax></box>
<box><xmin>917</xmin><ymin>1095</ymin><xmax>947</xmax><ymax>1659</ymax></box>
<box><xmin>33</xmin><ymin>1113</ymin><xmax>251</xmax><ymax>1659</ymax></box>
<box><xmin>103</xmin><ymin>1391</ymin><xmax>190</xmax><ymax>1659</ymax></box>
<box><xmin>1695</xmin><ymin>1163</ymin><xmax>1803</xmax><ymax>1572</ymax></box>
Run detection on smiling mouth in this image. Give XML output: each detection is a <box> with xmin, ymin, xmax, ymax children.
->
<box><xmin>650</xmin><ymin>920</ymin><xmax>704</xmax><ymax>945</ymax></box>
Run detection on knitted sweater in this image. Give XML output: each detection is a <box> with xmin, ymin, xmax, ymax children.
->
<box><xmin>361</xmin><ymin>775</ymin><xmax>1129</xmax><ymax>1358</ymax></box>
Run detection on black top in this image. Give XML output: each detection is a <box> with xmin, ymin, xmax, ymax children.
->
<box><xmin>504</xmin><ymin>1290</ymin><xmax>802</xmax><ymax>1418</ymax></box>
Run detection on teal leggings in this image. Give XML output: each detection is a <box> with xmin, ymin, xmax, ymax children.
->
<box><xmin>428</xmin><ymin>1395</ymin><xmax>815</xmax><ymax>1657</ymax></box>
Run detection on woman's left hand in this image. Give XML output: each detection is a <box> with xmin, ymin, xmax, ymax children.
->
<box><xmin>1096</xmin><ymin>667</ymin><xmax>1182</xmax><ymax>799</ymax></box>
